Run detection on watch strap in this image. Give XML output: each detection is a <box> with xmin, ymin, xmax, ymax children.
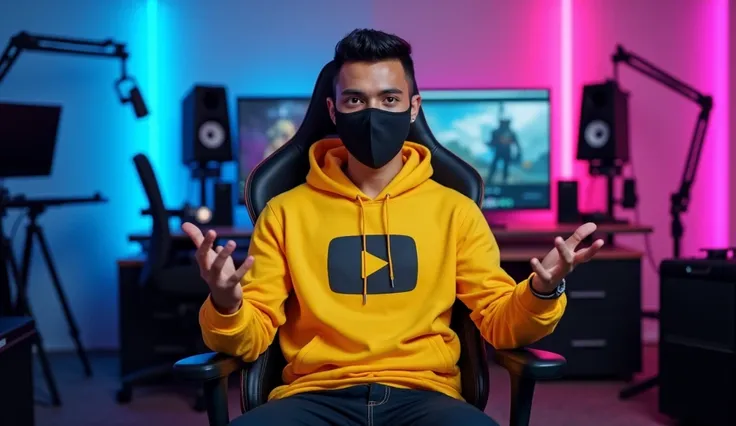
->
<box><xmin>530</xmin><ymin>277</ymin><xmax>566</xmax><ymax>300</ymax></box>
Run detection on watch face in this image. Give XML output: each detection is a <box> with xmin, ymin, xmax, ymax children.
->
<box><xmin>556</xmin><ymin>279</ymin><xmax>566</xmax><ymax>296</ymax></box>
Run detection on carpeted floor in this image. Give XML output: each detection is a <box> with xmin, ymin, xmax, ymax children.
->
<box><xmin>34</xmin><ymin>346</ymin><xmax>673</xmax><ymax>426</ymax></box>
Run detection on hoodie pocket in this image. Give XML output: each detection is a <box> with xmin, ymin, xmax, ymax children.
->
<box><xmin>292</xmin><ymin>335</ymin><xmax>325</xmax><ymax>376</ymax></box>
<box><xmin>427</xmin><ymin>334</ymin><xmax>456</xmax><ymax>372</ymax></box>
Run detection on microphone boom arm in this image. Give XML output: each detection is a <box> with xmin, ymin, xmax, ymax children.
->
<box><xmin>0</xmin><ymin>31</ymin><xmax>129</xmax><ymax>83</ymax></box>
<box><xmin>0</xmin><ymin>31</ymin><xmax>147</xmax><ymax>117</ymax></box>
<box><xmin>612</xmin><ymin>45</ymin><xmax>713</xmax><ymax>258</ymax></box>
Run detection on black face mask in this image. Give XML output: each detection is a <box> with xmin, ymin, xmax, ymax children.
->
<box><xmin>334</xmin><ymin>107</ymin><xmax>412</xmax><ymax>169</ymax></box>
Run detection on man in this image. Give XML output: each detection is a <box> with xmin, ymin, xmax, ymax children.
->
<box><xmin>184</xmin><ymin>29</ymin><xmax>604</xmax><ymax>426</ymax></box>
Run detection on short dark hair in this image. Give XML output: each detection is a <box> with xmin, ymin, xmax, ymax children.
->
<box><xmin>332</xmin><ymin>29</ymin><xmax>416</xmax><ymax>96</ymax></box>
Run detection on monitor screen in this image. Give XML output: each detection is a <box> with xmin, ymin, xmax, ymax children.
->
<box><xmin>237</xmin><ymin>97</ymin><xmax>310</xmax><ymax>202</ymax></box>
<box><xmin>420</xmin><ymin>89</ymin><xmax>551</xmax><ymax>210</ymax></box>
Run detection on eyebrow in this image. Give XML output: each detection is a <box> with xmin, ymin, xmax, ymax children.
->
<box><xmin>340</xmin><ymin>88</ymin><xmax>404</xmax><ymax>96</ymax></box>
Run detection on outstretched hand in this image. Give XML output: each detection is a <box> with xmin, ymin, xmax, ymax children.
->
<box><xmin>182</xmin><ymin>222</ymin><xmax>254</xmax><ymax>314</ymax></box>
<box><xmin>530</xmin><ymin>222</ymin><xmax>604</xmax><ymax>294</ymax></box>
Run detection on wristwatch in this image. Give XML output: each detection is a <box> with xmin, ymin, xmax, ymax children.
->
<box><xmin>530</xmin><ymin>277</ymin><xmax>566</xmax><ymax>300</ymax></box>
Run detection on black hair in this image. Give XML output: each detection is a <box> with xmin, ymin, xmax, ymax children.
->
<box><xmin>333</xmin><ymin>29</ymin><xmax>416</xmax><ymax>96</ymax></box>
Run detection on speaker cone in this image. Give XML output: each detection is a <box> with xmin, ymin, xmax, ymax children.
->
<box><xmin>198</xmin><ymin>121</ymin><xmax>226</xmax><ymax>149</ymax></box>
<box><xmin>584</xmin><ymin>120</ymin><xmax>610</xmax><ymax>148</ymax></box>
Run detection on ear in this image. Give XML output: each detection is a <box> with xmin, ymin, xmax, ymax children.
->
<box><xmin>326</xmin><ymin>97</ymin><xmax>336</xmax><ymax>125</ymax></box>
<box><xmin>410</xmin><ymin>94</ymin><xmax>422</xmax><ymax>123</ymax></box>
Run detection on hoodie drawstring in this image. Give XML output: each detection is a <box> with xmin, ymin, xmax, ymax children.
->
<box><xmin>383</xmin><ymin>194</ymin><xmax>395</xmax><ymax>289</ymax></box>
<box><xmin>356</xmin><ymin>194</ymin><xmax>395</xmax><ymax>305</ymax></box>
<box><xmin>357</xmin><ymin>197</ymin><xmax>368</xmax><ymax>305</ymax></box>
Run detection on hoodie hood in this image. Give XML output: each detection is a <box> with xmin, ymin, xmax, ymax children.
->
<box><xmin>306</xmin><ymin>138</ymin><xmax>433</xmax><ymax>201</ymax></box>
<box><xmin>305</xmin><ymin>138</ymin><xmax>433</xmax><ymax>304</ymax></box>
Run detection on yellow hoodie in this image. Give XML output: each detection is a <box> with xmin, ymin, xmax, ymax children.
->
<box><xmin>199</xmin><ymin>138</ymin><xmax>566</xmax><ymax>401</ymax></box>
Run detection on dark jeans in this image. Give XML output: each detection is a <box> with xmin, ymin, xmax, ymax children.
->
<box><xmin>229</xmin><ymin>383</ymin><xmax>498</xmax><ymax>426</ymax></box>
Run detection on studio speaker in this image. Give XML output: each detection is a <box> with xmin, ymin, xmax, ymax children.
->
<box><xmin>557</xmin><ymin>180</ymin><xmax>579</xmax><ymax>224</ymax></box>
<box><xmin>577</xmin><ymin>80</ymin><xmax>630</xmax><ymax>163</ymax></box>
<box><xmin>182</xmin><ymin>85</ymin><xmax>232</xmax><ymax>165</ymax></box>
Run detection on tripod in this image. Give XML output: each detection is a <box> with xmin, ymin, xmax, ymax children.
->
<box><xmin>16</xmin><ymin>203</ymin><xmax>94</xmax><ymax>378</ymax></box>
<box><xmin>1</xmin><ymin>190</ymin><xmax>103</xmax><ymax>406</ymax></box>
<box><xmin>1</xmin><ymin>191</ymin><xmax>67</xmax><ymax>407</ymax></box>
<box><xmin>1</xmin><ymin>239</ymin><xmax>63</xmax><ymax>408</ymax></box>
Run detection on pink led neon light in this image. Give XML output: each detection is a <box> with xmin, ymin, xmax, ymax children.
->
<box><xmin>711</xmin><ymin>0</ymin><xmax>730</xmax><ymax>245</ymax></box>
<box><xmin>560</xmin><ymin>0</ymin><xmax>574</xmax><ymax>178</ymax></box>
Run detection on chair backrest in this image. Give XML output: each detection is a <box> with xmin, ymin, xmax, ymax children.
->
<box><xmin>133</xmin><ymin>153</ymin><xmax>172</xmax><ymax>285</ymax></box>
<box><xmin>244</xmin><ymin>60</ymin><xmax>484</xmax><ymax>222</ymax></box>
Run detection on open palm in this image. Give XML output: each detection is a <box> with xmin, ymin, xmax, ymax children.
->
<box><xmin>181</xmin><ymin>222</ymin><xmax>254</xmax><ymax>313</ymax></box>
<box><xmin>530</xmin><ymin>222</ymin><xmax>605</xmax><ymax>293</ymax></box>
<box><xmin>182</xmin><ymin>223</ymin><xmax>238</xmax><ymax>276</ymax></box>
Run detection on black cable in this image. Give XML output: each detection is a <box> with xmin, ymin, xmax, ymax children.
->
<box><xmin>9</xmin><ymin>211</ymin><xmax>25</xmax><ymax>242</ymax></box>
<box><xmin>0</xmin><ymin>182</ymin><xmax>26</xmax><ymax>242</ymax></box>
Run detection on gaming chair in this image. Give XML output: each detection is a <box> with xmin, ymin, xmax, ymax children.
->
<box><xmin>117</xmin><ymin>154</ymin><xmax>208</xmax><ymax>405</ymax></box>
<box><xmin>174</xmin><ymin>61</ymin><xmax>566</xmax><ymax>426</ymax></box>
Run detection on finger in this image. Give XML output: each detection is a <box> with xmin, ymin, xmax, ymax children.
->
<box><xmin>530</xmin><ymin>258</ymin><xmax>553</xmax><ymax>283</ymax></box>
<box><xmin>555</xmin><ymin>236</ymin><xmax>575</xmax><ymax>265</ymax></box>
<box><xmin>182</xmin><ymin>222</ymin><xmax>205</xmax><ymax>247</ymax></box>
<box><xmin>204</xmin><ymin>246</ymin><xmax>226</xmax><ymax>279</ymax></box>
<box><xmin>566</xmin><ymin>222</ymin><xmax>597</xmax><ymax>249</ymax></box>
<box><xmin>546</xmin><ymin>264</ymin><xmax>562</xmax><ymax>278</ymax></box>
<box><xmin>229</xmin><ymin>255</ymin><xmax>255</xmax><ymax>285</ymax></box>
<box><xmin>574</xmin><ymin>239</ymin><xmax>605</xmax><ymax>264</ymax></box>
<box><xmin>209</xmin><ymin>240</ymin><xmax>236</xmax><ymax>282</ymax></box>
<box><xmin>195</xmin><ymin>230</ymin><xmax>217</xmax><ymax>266</ymax></box>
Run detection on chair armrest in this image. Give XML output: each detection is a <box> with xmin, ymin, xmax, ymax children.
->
<box><xmin>492</xmin><ymin>347</ymin><xmax>566</xmax><ymax>380</ymax></box>
<box><xmin>173</xmin><ymin>353</ymin><xmax>247</xmax><ymax>426</ymax></box>
<box><xmin>491</xmin><ymin>348</ymin><xmax>566</xmax><ymax>426</ymax></box>
<box><xmin>173</xmin><ymin>352</ymin><xmax>247</xmax><ymax>382</ymax></box>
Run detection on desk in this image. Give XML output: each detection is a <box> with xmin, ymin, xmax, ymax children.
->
<box><xmin>127</xmin><ymin>223</ymin><xmax>653</xmax><ymax>244</ymax></box>
<box><xmin>0</xmin><ymin>317</ymin><xmax>36</xmax><ymax>426</ymax></box>
<box><xmin>519</xmin><ymin>248</ymin><xmax>643</xmax><ymax>379</ymax></box>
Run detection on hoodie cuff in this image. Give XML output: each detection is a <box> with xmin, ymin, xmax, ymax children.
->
<box><xmin>517</xmin><ymin>274</ymin><xmax>564</xmax><ymax>315</ymax></box>
<box><xmin>201</xmin><ymin>295</ymin><xmax>249</xmax><ymax>333</ymax></box>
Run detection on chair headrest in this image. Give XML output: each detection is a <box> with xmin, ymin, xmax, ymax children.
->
<box><xmin>245</xmin><ymin>61</ymin><xmax>484</xmax><ymax>221</ymax></box>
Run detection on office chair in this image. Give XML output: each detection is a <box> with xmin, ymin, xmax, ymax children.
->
<box><xmin>173</xmin><ymin>62</ymin><xmax>567</xmax><ymax>426</ymax></box>
<box><xmin>116</xmin><ymin>154</ymin><xmax>209</xmax><ymax>405</ymax></box>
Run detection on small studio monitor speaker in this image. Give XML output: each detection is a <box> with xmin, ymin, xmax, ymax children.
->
<box><xmin>211</xmin><ymin>182</ymin><xmax>233</xmax><ymax>227</ymax></box>
<box><xmin>557</xmin><ymin>180</ymin><xmax>579</xmax><ymax>224</ymax></box>
<box><xmin>577</xmin><ymin>80</ymin><xmax>630</xmax><ymax>163</ymax></box>
<box><xmin>182</xmin><ymin>85</ymin><xmax>232</xmax><ymax>165</ymax></box>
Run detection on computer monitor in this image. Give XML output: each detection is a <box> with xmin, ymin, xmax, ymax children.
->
<box><xmin>420</xmin><ymin>89</ymin><xmax>551</xmax><ymax>210</ymax></box>
<box><xmin>0</xmin><ymin>102</ymin><xmax>62</xmax><ymax>178</ymax></box>
<box><xmin>237</xmin><ymin>97</ymin><xmax>310</xmax><ymax>202</ymax></box>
